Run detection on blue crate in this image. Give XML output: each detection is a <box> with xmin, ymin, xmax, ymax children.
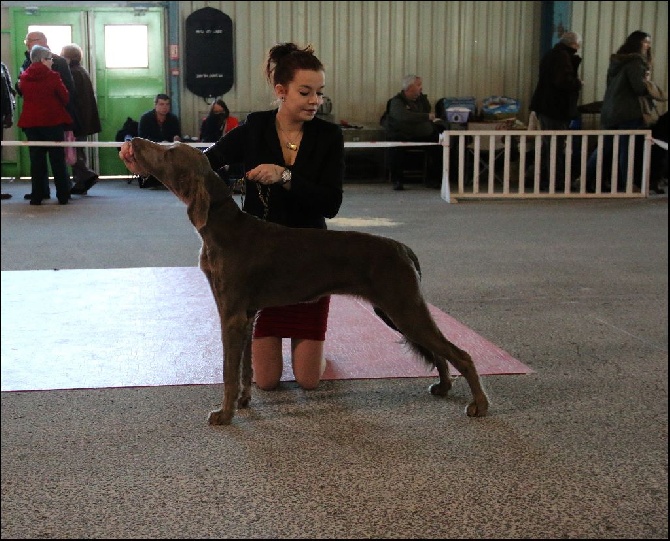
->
<box><xmin>439</xmin><ymin>96</ymin><xmax>477</xmax><ymax>120</ymax></box>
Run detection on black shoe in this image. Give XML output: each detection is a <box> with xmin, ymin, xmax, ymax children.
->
<box><xmin>84</xmin><ymin>176</ymin><xmax>99</xmax><ymax>190</ymax></box>
<box><xmin>1</xmin><ymin>193</ymin><xmax>11</xmax><ymax>200</ymax></box>
<box><xmin>69</xmin><ymin>183</ymin><xmax>88</xmax><ymax>195</ymax></box>
<box><xmin>24</xmin><ymin>193</ymin><xmax>51</xmax><ymax>200</ymax></box>
<box><xmin>29</xmin><ymin>199</ymin><xmax>42</xmax><ymax>205</ymax></box>
<box><xmin>58</xmin><ymin>197</ymin><xmax>69</xmax><ymax>205</ymax></box>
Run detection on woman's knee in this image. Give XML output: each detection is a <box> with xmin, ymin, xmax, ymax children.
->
<box><xmin>251</xmin><ymin>337</ymin><xmax>283</xmax><ymax>390</ymax></box>
<box><xmin>292</xmin><ymin>339</ymin><xmax>326</xmax><ymax>390</ymax></box>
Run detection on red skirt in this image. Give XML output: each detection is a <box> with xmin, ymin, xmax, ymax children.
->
<box><xmin>253</xmin><ymin>296</ymin><xmax>331</xmax><ymax>341</ymax></box>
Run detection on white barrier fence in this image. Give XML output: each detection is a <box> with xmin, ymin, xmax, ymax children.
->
<box><xmin>2</xmin><ymin>131</ymin><xmax>664</xmax><ymax>204</ymax></box>
<box><xmin>440</xmin><ymin>129</ymin><xmax>658</xmax><ymax>202</ymax></box>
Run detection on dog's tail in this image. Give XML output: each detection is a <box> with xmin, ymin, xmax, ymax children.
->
<box><xmin>404</xmin><ymin>244</ymin><xmax>422</xmax><ymax>279</ymax></box>
<box><xmin>373</xmin><ymin>306</ymin><xmax>439</xmax><ymax>368</ymax></box>
<box><xmin>372</xmin><ymin>242</ymin><xmax>422</xmax><ymax>333</ymax></box>
<box><xmin>372</xmin><ymin>245</ymin><xmax>440</xmax><ymax>368</ymax></box>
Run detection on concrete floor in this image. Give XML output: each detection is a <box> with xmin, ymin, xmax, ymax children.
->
<box><xmin>1</xmin><ymin>178</ymin><xmax>667</xmax><ymax>539</ymax></box>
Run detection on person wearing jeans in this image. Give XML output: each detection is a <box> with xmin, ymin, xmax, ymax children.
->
<box><xmin>585</xmin><ymin>31</ymin><xmax>654</xmax><ymax>192</ymax></box>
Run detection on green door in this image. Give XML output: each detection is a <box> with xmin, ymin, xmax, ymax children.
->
<box><xmin>10</xmin><ymin>6</ymin><xmax>165</xmax><ymax>177</ymax></box>
<box><xmin>93</xmin><ymin>8</ymin><xmax>165</xmax><ymax>176</ymax></box>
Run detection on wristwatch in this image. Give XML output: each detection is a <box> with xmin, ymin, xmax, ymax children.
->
<box><xmin>280</xmin><ymin>167</ymin><xmax>292</xmax><ymax>185</ymax></box>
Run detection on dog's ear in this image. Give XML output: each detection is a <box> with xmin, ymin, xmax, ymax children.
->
<box><xmin>186</xmin><ymin>174</ymin><xmax>211</xmax><ymax>230</ymax></box>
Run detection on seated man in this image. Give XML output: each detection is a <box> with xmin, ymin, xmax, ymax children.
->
<box><xmin>138</xmin><ymin>93</ymin><xmax>181</xmax><ymax>188</ymax></box>
<box><xmin>382</xmin><ymin>74</ymin><xmax>445</xmax><ymax>190</ymax></box>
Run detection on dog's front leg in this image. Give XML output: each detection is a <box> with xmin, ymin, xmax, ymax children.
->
<box><xmin>208</xmin><ymin>313</ymin><xmax>249</xmax><ymax>426</ymax></box>
<box><xmin>237</xmin><ymin>313</ymin><xmax>255</xmax><ymax>409</ymax></box>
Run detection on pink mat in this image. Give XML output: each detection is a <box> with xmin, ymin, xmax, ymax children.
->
<box><xmin>0</xmin><ymin>267</ymin><xmax>531</xmax><ymax>392</ymax></box>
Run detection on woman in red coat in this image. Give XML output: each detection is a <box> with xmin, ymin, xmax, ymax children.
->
<box><xmin>17</xmin><ymin>45</ymin><xmax>73</xmax><ymax>205</ymax></box>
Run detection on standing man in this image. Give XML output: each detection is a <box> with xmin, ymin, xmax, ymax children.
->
<box><xmin>530</xmin><ymin>31</ymin><xmax>584</xmax><ymax>190</ymax></box>
<box><xmin>60</xmin><ymin>43</ymin><xmax>101</xmax><ymax>195</ymax></box>
<box><xmin>137</xmin><ymin>93</ymin><xmax>181</xmax><ymax>189</ymax></box>
<box><xmin>1</xmin><ymin>61</ymin><xmax>16</xmax><ymax>200</ymax></box>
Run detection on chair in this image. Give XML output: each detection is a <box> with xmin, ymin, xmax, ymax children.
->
<box><xmin>385</xmin><ymin>146</ymin><xmax>430</xmax><ymax>185</ymax></box>
<box><xmin>400</xmin><ymin>147</ymin><xmax>429</xmax><ymax>181</ymax></box>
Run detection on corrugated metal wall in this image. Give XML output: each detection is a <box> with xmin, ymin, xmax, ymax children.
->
<box><xmin>1</xmin><ymin>1</ymin><xmax>667</xmax><ymax>138</ymax></box>
<box><xmin>178</xmin><ymin>1</ymin><xmax>542</xmax><ymax>136</ymax></box>
<box><xmin>572</xmin><ymin>1</ymin><xmax>668</xmax><ymax>128</ymax></box>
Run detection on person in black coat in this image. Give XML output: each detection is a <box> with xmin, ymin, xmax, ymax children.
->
<box><xmin>138</xmin><ymin>93</ymin><xmax>181</xmax><ymax>143</ymax></box>
<box><xmin>530</xmin><ymin>31</ymin><xmax>584</xmax><ymax>189</ymax></box>
<box><xmin>60</xmin><ymin>43</ymin><xmax>102</xmax><ymax>194</ymax></box>
<box><xmin>1</xmin><ymin>61</ymin><xmax>16</xmax><ymax>200</ymax></box>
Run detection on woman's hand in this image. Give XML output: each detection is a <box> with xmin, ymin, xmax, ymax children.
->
<box><xmin>246</xmin><ymin>163</ymin><xmax>284</xmax><ymax>185</ymax></box>
<box><xmin>118</xmin><ymin>140</ymin><xmax>149</xmax><ymax>176</ymax></box>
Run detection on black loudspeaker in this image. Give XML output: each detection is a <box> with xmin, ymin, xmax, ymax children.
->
<box><xmin>184</xmin><ymin>7</ymin><xmax>234</xmax><ymax>98</ymax></box>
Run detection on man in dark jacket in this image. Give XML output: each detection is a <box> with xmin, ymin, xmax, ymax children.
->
<box><xmin>60</xmin><ymin>43</ymin><xmax>102</xmax><ymax>194</ymax></box>
<box><xmin>1</xmin><ymin>61</ymin><xmax>16</xmax><ymax>199</ymax></box>
<box><xmin>137</xmin><ymin>94</ymin><xmax>181</xmax><ymax>188</ymax></box>
<box><xmin>382</xmin><ymin>74</ymin><xmax>445</xmax><ymax>190</ymax></box>
<box><xmin>530</xmin><ymin>31</ymin><xmax>583</xmax><ymax>189</ymax></box>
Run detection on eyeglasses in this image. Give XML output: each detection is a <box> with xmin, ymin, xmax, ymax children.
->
<box><xmin>44</xmin><ymin>56</ymin><xmax>53</xmax><ymax>61</ymax></box>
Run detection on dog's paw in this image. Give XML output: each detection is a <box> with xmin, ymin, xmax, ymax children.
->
<box><xmin>237</xmin><ymin>393</ymin><xmax>251</xmax><ymax>409</ymax></box>
<box><xmin>208</xmin><ymin>408</ymin><xmax>234</xmax><ymax>425</ymax></box>
<box><xmin>429</xmin><ymin>379</ymin><xmax>452</xmax><ymax>397</ymax></box>
<box><xmin>465</xmin><ymin>400</ymin><xmax>489</xmax><ymax>417</ymax></box>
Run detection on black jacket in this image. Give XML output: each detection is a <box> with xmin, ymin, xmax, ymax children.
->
<box><xmin>530</xmin><ymin>42</ymin><xmax>582</xmax><ymax>121</ymax></box>
<box><xmin>69</xmin><ymin>61</ymin><xmax>101</xmax><ymax>137</ymax></box>
<box><xmin>205</xmin><ymin>109</ymin><xmax>344</xmax><ymax>229</ymax></box>
<box><xmin>138</xmin><ymin>109</ymin><xmax>181</xmax><ymax>142</ymax></box>
<box><xmin>383</xmin><ymin>91</ymin><xmax>436</xmax><ymax>140</ymax></box>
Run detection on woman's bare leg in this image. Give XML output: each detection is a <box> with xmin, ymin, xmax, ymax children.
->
<box><xmin>251</xmin><ymin>336</ymin><xmax>284</xmax><ymax>390</ymax></box>
<box><xmin>291</xmin><ymin>338</ymin><xmax>326</xmax><ymax>390</ymax></box>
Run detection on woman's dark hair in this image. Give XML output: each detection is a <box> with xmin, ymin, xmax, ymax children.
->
<box><xmin>617</xmin><ymin>30</ymin><xmax>652</xmax><ymax>63</ymax></box>
<box><xmin>211</xmin><ymin>99</ymin><xmax>229</xmax><ymax>116</ymax></box>
<box><xmin>265</xmin><ymin>42</ymin><xmax>324</xmax><ymax>87</ymax></box>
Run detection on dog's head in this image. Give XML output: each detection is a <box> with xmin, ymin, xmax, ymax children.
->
<box><xmin>130</xmin><ymin>138</ymin><xmax>231</xmax><ymax>229</ymax></box>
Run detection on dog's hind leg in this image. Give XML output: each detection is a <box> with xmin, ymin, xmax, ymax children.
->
<box><xmin>374</xmin><ymin>304</ymin><xmax>452</xmax><ymax>392</ymax></box>
<box><xmin>413</xmin><ymin>331</ymin><xmax>488</xmax><ymax>417</ymax></box>
<box><xmin>376</xmin><ymin>300</ymin><xmax>488</xmax><ymax>417</ymax></box>
<box><xmin>208</xmin><ymin>312</ymin><xmax>250</xmax><ymax>425</ymax></box>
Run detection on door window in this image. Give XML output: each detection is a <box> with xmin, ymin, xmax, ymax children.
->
<box><xmin>104</xmin><ymin>25</ymin><xmax>149</xmax><ymax>68</ymax></box>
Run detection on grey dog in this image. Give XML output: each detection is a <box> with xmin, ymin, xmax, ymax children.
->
<box><xmin>129</xmin><ymin>137</ymin><xmax>489</xmax><ymax>425</ymax></box>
